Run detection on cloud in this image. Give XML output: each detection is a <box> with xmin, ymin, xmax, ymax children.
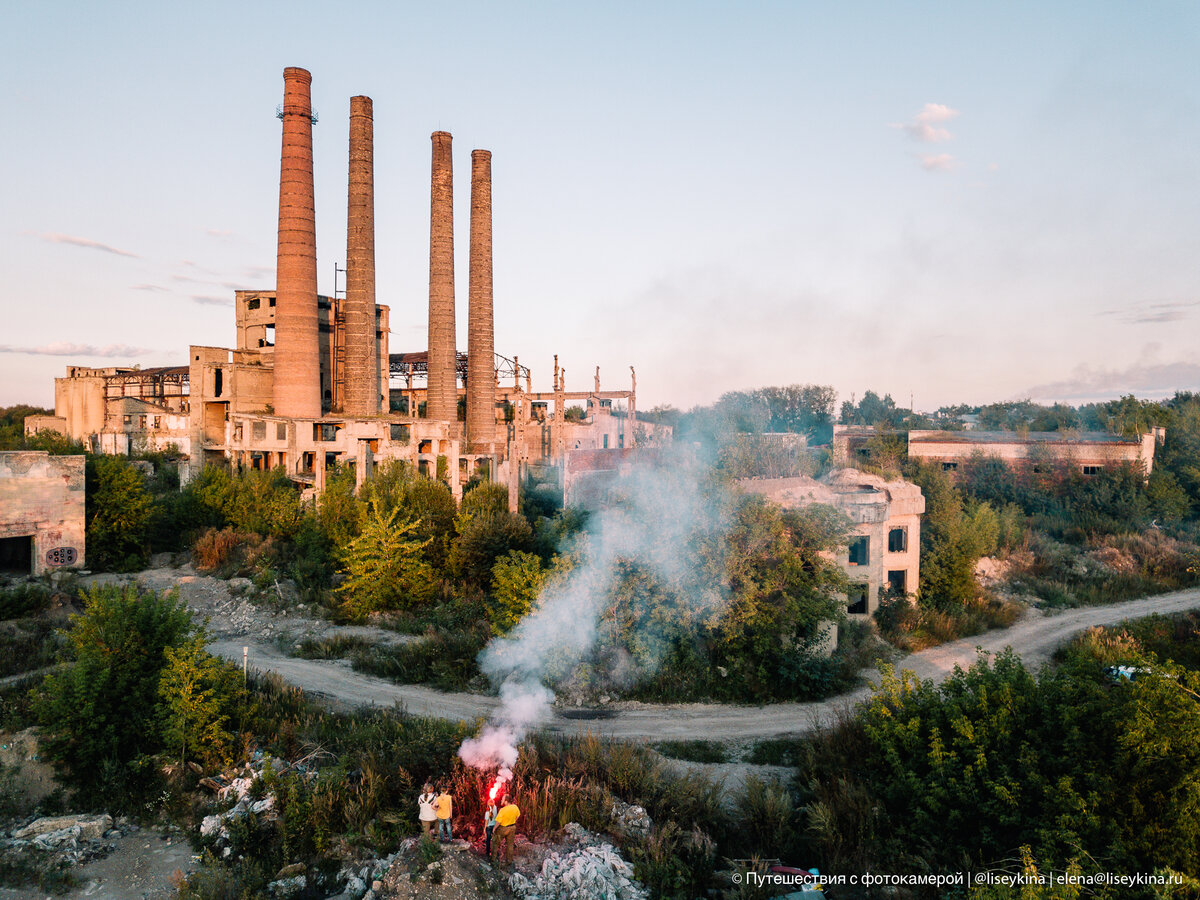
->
<box><xmin>205</xmin><ymin>228</ymin><xmax>234</xmax><ymax>238</ymax></box>
<box><xmin>243</xmin><ymin>264</ymin><xmax>273</xmax><ymax>281</ymax></box>
<box><xmin>1097</xmin><ymin>300</ymin><xmax>1200</xmax><ymax>325</ymax></box>
<box><xmin>919</xmin><ymin>153</ymin><xmax>956</xmax><ymax>172</ymax></box>
<box><xmin>39</xmin><ymin>232</ymin><xmax>139</xmax><ymax>258</ymax></box>
<box><xmin>1024</xmin><ymin>359</ymin><xmax>1200</xmax><ymax>403</ymax></box>
<box><xmin>191</xmin><ymin>294</ymin><xmax>234</xmax><ymax>306</ymax></box>
<box><xmin>894</xmin><ymin>103</ymin><xmax>959</xmax><ymax>143</ymax></box>
<box><xmin>132</xmin><ymin>283</ymin><xmax>167</xmax><ymax>292</ymax></box>
<box><xmin>0</xmin><ymin>342</ymin><xmax>156</xmax><ymax>357</ymax></box>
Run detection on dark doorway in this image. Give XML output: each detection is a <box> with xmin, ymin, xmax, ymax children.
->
<box><xmin>0</xmin><ymin>535</ymin><xmax>34</xmax><ymax>574</ymax></box>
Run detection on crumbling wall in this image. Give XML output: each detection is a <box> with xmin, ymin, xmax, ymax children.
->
<box><xmin>0</xmin><ymin>452</ymin><xmax>85</xmax><ymax>575</ymax></box>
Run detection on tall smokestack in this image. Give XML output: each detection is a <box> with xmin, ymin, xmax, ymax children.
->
<box><xmin>273</xmin><ymin>67</ymin><xmax>321</xmax><ymax>419</ymax></box>
<box><xmin>427</xmin><ymin>131</ymin><xmax>457</xmax><ymax>423</ymax></box>
<box><xmin>466</xmin><ymin>149</ymin><xmax>496</xmax><ymax>449</ymax></box>
<box><xmin>344</xmin><ymin>95</ymin><xmax>377</xmax><ymax>417</ymax></box>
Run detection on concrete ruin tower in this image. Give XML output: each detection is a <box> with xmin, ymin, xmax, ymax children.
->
<box><xmin>273</xmin><ymin>67</ymin><xmax>321</xmax><ymax>419</ymax></box>
<box><xmin>466</xmin><ymin>149</ymin><xmax>497</xmax><ymax>449</ymax></box>
<box><xmin>426</xmin><ymin>131</ymin><xmax>458</xmax><ymax>424</ymax></box>
<box><xmin>344</xmin><ymin>95</ymin><xmax>378</xmax><ymax>417</ymax></box>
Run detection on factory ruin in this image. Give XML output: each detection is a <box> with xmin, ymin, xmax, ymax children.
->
<box><xmin>28</xmin><ymin>68</ymin><xmax>666</xmax><ymax>502</ymax></box>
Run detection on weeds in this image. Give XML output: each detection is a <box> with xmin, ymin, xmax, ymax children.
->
<box><xmin>0</xmin><ymin>584</ymin><xmax>51</xmax><ymax>620</ymax></box>
<box><xmin>653</xmin><ymin>740</ymin><xmax>728</xmax><ymax>764</ymax></box>
<box><xmin>292</xmin><ymin>634</ymin><xmax>371</xmax><ymax>660</ymax></box>
<box><xmin>875</xmin><ymin>593</ymin><xmax>1023</xmax><ymax>651</ymax></box>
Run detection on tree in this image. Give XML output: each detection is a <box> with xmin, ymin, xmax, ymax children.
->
<box><xmin>86</xmin><ymin>455</ymin><xmax>155</xmax><ymax>571</ymax></box>
<box><xmin>905</xmin><ymin>462</ymin><xmax>997</xmax><ymax>608</ymax></box>
<box><xmin>335</xmin><ymin>501</ymin><xmax>435</xmax><ymax>620</ymax></box>
<box><xmin>489</xmin><ymin>550</ymin><xmax>547</xmax><ymax>635</ymax></box>
<box><xmin>35</xmin><ymin>584</ymin><xmax>196</xmax><ymax>807</ymax></box>
<box><xmin>159</xmin><ymin>634</ymin><xmax>235</xmax><ymax>769</ymax></box>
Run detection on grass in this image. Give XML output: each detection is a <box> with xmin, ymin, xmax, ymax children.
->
<box><xmin>0</xmin><ymin>618</ymin><xmax>61</xmax><ymax>678</ymax></box>
<box><xmin>348</xmin><ymin>625</ymin><xmax>489</xmax><ymax>692</ymax></box>
<box><xmin>0</xmin><ymin>584</ymin><xmax>51</xmax><ymax>621</ymax></box>
<box><xmin>875</xmin><ymin>593</ymin><xmax>1023</xmax><ymax>652</ymax></box>
<box><xmin>653</xmin><ymin>740</ymin><xmax>728</xmax><ymax>764</ymax></box>
<box><xmin>746</xmin><ymin>738</ymin><xmax>803</xmax><ymax>767</ymax></box>
<box><xmin>1007</xmin><ymin>530</ymin><xmax>1200</xmax><ymax>609</ymax></box>
<box><xmin>292</xmin><ymin>634</ymin><xmax>372</xmax><ymax>660</ymax></box>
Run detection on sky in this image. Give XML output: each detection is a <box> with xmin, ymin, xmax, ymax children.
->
<box><xmin>2</xmin><ymin>1</ymin><xmax>1198</xmax><ymax>413</ymax></box>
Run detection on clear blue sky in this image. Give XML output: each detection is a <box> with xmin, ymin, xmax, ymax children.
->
<box><xmin>2</xmin><ymin>1</ymin><xmax>1198</xmax><ymax>412</ymax></box>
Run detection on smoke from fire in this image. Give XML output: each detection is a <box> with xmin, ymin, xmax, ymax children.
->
<box><xmin>458</xmin><ymin>451</ymin><xmax>732</xmax><ymax>772</ymax></box>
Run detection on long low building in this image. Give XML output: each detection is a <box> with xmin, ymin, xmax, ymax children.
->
<box><xmin>907</xmin><ymin>428</ymin><xmax>1165</xmax><ymax>475</ymax></box>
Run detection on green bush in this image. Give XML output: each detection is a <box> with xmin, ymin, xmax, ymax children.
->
<box><xmin>0</xmin><ymin>584</ymin><xmax>51</xmax><ymax>620</ymax></box>
<box><xmin>335</xmin><ymin>502</ymin><xmax>435</xmax><ymax>621</ymax></box>
<box><xmin>33</xmin><ymin>584</ymin><xmax>197</xmax><ymax>808</ymax></box>
<box><xmin>85</xmin><ymin>455</ymin><xmax>155</xmax><ymax>571</ymax></box>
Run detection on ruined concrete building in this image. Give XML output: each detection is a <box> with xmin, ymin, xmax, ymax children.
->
<box><xmin>743</xmin><ymin>469</ymin><xmax>925</xmax><ymax>619</ymax></box>
<box><xmin>907</xmin><ymin>428</ymin><xmax>1165</xmax><ymax>476</ymax></box>
<box><xmin>30</xmin><ymin>68</ymin><xmax>667</xmax><ymax>500</ymax></box>
<box><xmin>0</xmin><ymin>452</ymin><xmax>85</xmax><ymax>576</ymax></box>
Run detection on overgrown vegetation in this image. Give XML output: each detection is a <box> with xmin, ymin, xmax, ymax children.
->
<box><xmin>776</xmin><ymin>616</ymin><xmax>1200</xmax><ymax>898</ymax></box>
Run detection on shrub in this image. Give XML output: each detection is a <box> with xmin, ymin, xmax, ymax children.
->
<box><xmin>488</xmin><ymin>550</ymin><xmax>546</xmax><ymax>635</ymax></box>
<box><xmin>33</xmin><ymin>584</ymin><xmax>196</xmax><ymax>808</ymax></box>
<box><xmin>85</xmin><ymin>455</ymin><xmax>155</xmax><ymax>571</ymax></box>
<box><xmin>0</xmin><ymin>584</ymin><xmax>51</xmax><ymax>620</ymax></box>
<box><xmin>335</xmin><ymin>502</ymin><xmax>435</xmax><ymax>621</ymax></box>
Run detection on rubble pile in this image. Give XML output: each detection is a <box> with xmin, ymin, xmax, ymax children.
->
<box><xmin>0</xmin><ymin>812</ymin><xmax>129</xmax><ymax>868</ymax></box>
<box><xmin>609</xmin><ymin>799</ymin><xmax>651</xmax><ymax>837</ymax></box>
<box><xmin>508</xmin><ymin>823</ymin><xmax>649</xmax><ymax>900</ymax></box>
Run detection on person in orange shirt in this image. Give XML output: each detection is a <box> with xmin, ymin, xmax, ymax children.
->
<box><xmin>435</xmin><ymin>784</ymin><xmax>453</xmax><ymax>842</ymax></box>
<box><xmin>495</xmin><ymin>799</ymin><xmax>520</xmax><ymax>863</ymax></box>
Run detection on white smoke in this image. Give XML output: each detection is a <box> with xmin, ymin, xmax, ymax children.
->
<box><xmin>458</xmin><ymin>451</ymin><xmax>733</xmax><ymax>771</ymax></box>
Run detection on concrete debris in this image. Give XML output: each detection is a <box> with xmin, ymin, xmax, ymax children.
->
<box><xmin>14</xmin><ymin>813</ymin><xmax>112</xmax><ymax>843</ymax></box>
<box><xmin>508</xmin><ymin>823</ymin><xmax>648</xmax><ymax>900</ymax></box>
<box><xmin>267</xmin><ymin>873</ymin><xmax>306</xmax><ymax>898</ymax></box>
<box><xmin>609</xmin><ymin>799</ymin><xmax>651</xmax><ymax>836</ymax></box>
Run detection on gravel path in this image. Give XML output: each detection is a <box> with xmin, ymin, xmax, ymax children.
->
<box><xmin>208</xmin><ymin>588</ymin><xmax>1200</xmax><ymax>741</ymax></box>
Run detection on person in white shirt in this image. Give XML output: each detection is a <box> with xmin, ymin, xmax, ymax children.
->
<box><xmin>417</xmin><ymin>782</ymin><xmax>437</xmax><ymax>838</ymax></box>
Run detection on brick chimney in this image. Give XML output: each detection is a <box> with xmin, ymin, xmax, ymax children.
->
<box><xmin>344</xmin><ymin>95</ymin><xmax>377</xmax><ymax>417</ymax></box>
<box><xmin>273</xmin><ymin>67</ymin><xmax>321</xmax><ymax>419</ymax></box>
<box><xmin>426</xmin><ymin>131</ymin><xmax>457</xmax><ymax>423</ymax></box>
<box><xmin>466</xmin><ymin>149</ymin><xmax>496</xmax><ymax>449</ymax></box>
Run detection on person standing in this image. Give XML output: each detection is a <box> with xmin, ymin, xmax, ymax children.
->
<box><xmin>417</xmin><ymin>783</ymin><xmax>437</xmax><ymax>839</ymax></box>
<box><xmin>435</xmin><ymin>783</ymin><xmax>454</xmax><ymax>842</ymax></box>
<box><xmin>484</xmin><ymin>802</ymin><xmax>498</xmax><ymax>857</ymax></box>
<box><xmin>495</xmin><ymin>798</ymin><xmax>520</xmax><ymax>864</ymax></box>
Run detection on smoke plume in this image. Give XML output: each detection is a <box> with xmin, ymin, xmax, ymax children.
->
<box><xmin>459</xmin><ymin>451</ymin><xmax>733</xmax><ymax>771</ymax></box>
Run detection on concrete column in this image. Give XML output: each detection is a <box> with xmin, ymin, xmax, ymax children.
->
<box><xmin>466</xmin><ymin>149</ymin><xmax>497</xmax><ymax>450</ymax></box>
<box><xmin>273</xmin><ymin>67</ymin><xmax>322</xmax><ymax>419</ymax></box>
<box><xmin>344</xmin><ymin>96</ymin><xmax>378</xmax><ymax>417</ymax></box>
<box><xmin>427</xmin><ymin>131</ymin><xmax>457</xmax><ymax>423</ymax></box>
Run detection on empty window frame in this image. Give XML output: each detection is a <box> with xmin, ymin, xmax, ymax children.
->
<box><xmin>847</xmin><ymin>583</ymin><xmax>869</xmax><ymax>615</ymax></box>
<box><xmin>887</xmin><ymin>570</ymin><xmax>907</xmax><ymax>595</ymax></box>
<box><xmin>888</xmin><ymin>526</ymin><xmax>908</xmax><ymax>553</ymax></box>
<box><xmin>1082</xmin><ymin>465</ymin><xmax>1102</xmax><ymax>476</ymax></box>
<box><xmin>848</xmin><ymin>535</ymin><xmax>869</xmax><ymax>566</ymax></box>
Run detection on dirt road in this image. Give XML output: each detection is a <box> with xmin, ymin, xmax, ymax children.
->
<box><xmin>212</xmin><ymin>588</ymin><xmax>1200</xmax><ymax>742</ymax></box>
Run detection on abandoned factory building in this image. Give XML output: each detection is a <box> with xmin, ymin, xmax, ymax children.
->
<box><xmin>27</xmin><ymin>67</ymin><xmax>668</xmax><ymax>503</ymax></box>
<box><xmin>742</xmin><ymin>468</ymin><xmax>925</xmax><ymax>618</ymax></box>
